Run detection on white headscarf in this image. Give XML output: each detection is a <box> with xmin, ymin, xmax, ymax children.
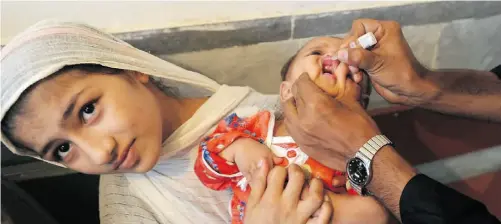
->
<box><xmin>0</xmin><ymin>20</ymin><xmax>251</xmax><ymax>166</ymax></box>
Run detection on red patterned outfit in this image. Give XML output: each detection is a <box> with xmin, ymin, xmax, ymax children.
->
<box><xmin>194</xmin><ymin>108</ymin><xmax>356</xmax><ymax>223</ymax></box>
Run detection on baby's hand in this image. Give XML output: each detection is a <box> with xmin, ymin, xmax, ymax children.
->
<box><xmin>232</xmin><ymin>138</ymin><xmax>283</xmax><ymax>179</ymax></box>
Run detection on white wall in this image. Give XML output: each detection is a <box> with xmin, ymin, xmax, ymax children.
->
<box><xmin>1</xmin><ymin>1</ymin><xmax>423</xmax><ymax>44</ymax></box>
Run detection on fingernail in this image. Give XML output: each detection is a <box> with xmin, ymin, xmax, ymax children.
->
<box><xmin>324</xmin><ymin>195</ymin><xmax>330</xmax><ymax>202</ymax></box>
<box><xmin>349</xmin><ymin>41</ymin><xmax>357</xmax><ymax>48</ymax></box>
<box><xmin>349</xmin><ymin>65</ymin><xmax>359</xmax><ymax>73</ymax></box>
<box><xmin>337</xmin><ymin>49</ymin><xmax>348</xmax><ymax>61</ymax></box>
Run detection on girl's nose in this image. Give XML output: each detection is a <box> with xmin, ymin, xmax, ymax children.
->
<box><xmin>80</xmin><ymin>135</ymin><xmax>117</xmax><ymax>165</ymax></box>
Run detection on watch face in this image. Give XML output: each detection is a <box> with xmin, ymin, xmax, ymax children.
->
<box><xmin>347</xmin><ymin>158</ymin><xmax>369</xmax><ymax>185</ymax></box>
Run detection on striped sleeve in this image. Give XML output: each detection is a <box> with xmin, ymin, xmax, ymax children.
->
<box><xmin>99</xmin><ymin>174</ymin><xmax>165</xmax><ymax>224</ymax></box>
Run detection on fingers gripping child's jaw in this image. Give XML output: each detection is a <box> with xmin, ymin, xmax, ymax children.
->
<box><xmin>279</xmin><ymin>36</ymin><xmax>369</xmax><ymax>106</ymax></box>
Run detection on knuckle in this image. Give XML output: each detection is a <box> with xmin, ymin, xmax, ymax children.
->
<box><xmin>353</xmin><ymin>18</ymin><xmax>363</xmax><ymax>23</ymax></box>
<box><xmin>351</xmin><ymin>49</ymin><xmax>363</xmax><ymax>63</ymax></box>
<box><xmin>389</xmin><ymin>20</ymin><xmax>402</xmax><ymax>30</ymax></box>
<box><xmin>355</xmin><ymin>18</ymin><xmax>371</xmax><ymax>25</ymax></box>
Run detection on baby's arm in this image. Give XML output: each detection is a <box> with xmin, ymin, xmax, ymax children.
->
<box><xmin>220</xmin><ymin>138</ymin><xmax>282</xmax><ymax>178</ymax></box>
<box><xmin>194</xmin><ymin>111</ymin><xmax>280</xmax><ymax>191</ymax></box>
<box><xmin>194</xmin><ymin>139</ymin><xmax>241</xmax><ymax>191</ymax></box>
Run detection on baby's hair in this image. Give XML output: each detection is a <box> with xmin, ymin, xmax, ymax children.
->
<box><xmin>281</xmin><ymin>36</ymin><xmax>342</xmax><ymax>81</ymax></box>
<box><xmin>1</xmin><ymin>64</ymin><xmax>124</xmax><ymax>154</ymax></box>
<box><xmin>280</xmin><ymin>55</ymin><xmax>296</xmax><ymax>81</ymax></box>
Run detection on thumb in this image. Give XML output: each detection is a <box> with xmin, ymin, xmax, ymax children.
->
<box><xmin>337</xmin><ymin>48</ymin><xmax>380</xmax><ymax>72</ymax></box>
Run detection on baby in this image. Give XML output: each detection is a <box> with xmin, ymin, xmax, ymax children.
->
<box><xmin>194</xmin><ymin>37</ymin><xmax>384</xmax><ymax>224</ymax></box>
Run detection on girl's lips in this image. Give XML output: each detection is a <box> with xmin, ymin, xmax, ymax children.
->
<box><xmin>113</xmin><ymin>138</ymin><xmax>137</xmax><ymax>170</ymax></box>
<box><xmin>118</xmin><ymin>145</ymin><xmax>137</xmax><ymax>170</ymax></box>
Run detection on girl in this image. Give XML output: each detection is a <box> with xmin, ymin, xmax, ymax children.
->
<box><xmin>0</xmin><ymin>20</ymin><xmax>319</xmax><ymax>224</ymax></box>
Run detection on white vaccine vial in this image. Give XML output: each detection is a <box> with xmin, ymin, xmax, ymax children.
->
<box><xmin>357</xmin><ymin>32</ymin><xmax>377</xmax><ymax>49</ymax></box>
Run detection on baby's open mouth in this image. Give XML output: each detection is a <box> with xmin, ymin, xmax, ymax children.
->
<box><xmin>321</xmin><ymin>57</ymin><xmax>335</xmax><ymax>76</ymax></box>
<box><xmin>320</xmin><ymin>55</ymin><xmax>370</xmax><ymax>108</ymax></box>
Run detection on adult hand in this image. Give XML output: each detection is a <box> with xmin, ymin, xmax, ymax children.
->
<box><xmin>281</xmin><ymin>73</ymin><xmax>417</xmax><ymax>221</ymax></box>
<box><xmin>281</xmin><ymin>73</ymin><xmax>380</xmax><ymax>171</ymax></box>
<box><xmin>244</xmin><ymin>161</ymin><xmax>332</xmax><ymax>224</ymax></box>
<box><xmin>338</xmin><ymin>18</ymin><xmax>439</xmax><ymax>106</ymax></box>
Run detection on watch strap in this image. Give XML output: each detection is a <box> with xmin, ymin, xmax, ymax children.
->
<box><xmin>350</xmin><ymin>180</ymin><xmax>374</xmax><ymax>196</ymax></box>
<box><xmin>358</xmin><ymin>135</ymin><xmax>392</xmax><ymax>162</ymax></box>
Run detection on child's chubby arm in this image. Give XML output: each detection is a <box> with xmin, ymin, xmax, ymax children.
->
<box><xmin>194</xmin><ymin>110</ymin><xmax>281</xmax><ymax>191</ymax></box>
<box><xmin>193</xmin><ymin>136</ymin><xmax>282</xmax><ymax>192</ymax></box>
<box><xmin>219</xmin><ymin>138</ymin><xmax>283</xmax><ymax>179</ymax></box>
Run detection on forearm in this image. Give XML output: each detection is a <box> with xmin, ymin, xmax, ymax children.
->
<box><xmin>326</xmin><ymin>191</ymin><xmax>393</xmax><ymax>224</ymax></box>
<box><xmin>366</xmin><ymin>146</ymin><xmax>417</xmax><ymax>222</ymax></box>
<box><xmin>422</xmin><ymin>69</ymin><xmax>501</xmax><ymax>121</ymax></box>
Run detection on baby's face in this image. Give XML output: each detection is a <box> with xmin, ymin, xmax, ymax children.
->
<box><xmin>280</xmin><ymin>37</ymin><xmax>370</xmax><ymax>108</ymax></box>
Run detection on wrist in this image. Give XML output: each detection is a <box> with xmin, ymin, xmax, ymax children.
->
<box><xmin>367</xmin><ymin>145</ymin><xmax>416</xmax><ymax>197</ymax></box>
<box><xmin>412</xmin><ymin>69</ymin><xmax>441</xmax><ymax>107</ymax></box>
<box><xmin>345</xmin><ymin>124</ymin><xmax>382</xmax><ymax>159</ymax></box>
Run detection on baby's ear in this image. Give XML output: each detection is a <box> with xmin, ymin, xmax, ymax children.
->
<box><xmin>131</xmin><ymin>71</ymin><xmax>150</xmax><ymax>84</ymax></box>
<box><xmin>279</xmin><ymin>81</ymin><xmax>293</xmax><ymax>102</ymax></box>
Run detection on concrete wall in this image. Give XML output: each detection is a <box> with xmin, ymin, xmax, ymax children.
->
<box><xmin>1</xmin><ymin>1</ymin><xmax>417</xmax><ymax>44</ymax></box>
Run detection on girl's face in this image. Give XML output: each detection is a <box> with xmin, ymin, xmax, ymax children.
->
<box><xmin>11</xmin><ymin>69</ymin><xmax>164</xmax><ymax>174</ymax></box>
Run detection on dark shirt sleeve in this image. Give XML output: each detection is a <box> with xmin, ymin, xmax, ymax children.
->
<box><xmin>491</xmin><ymin>64</ymin><xmax>501</xmax><ymax>79</ymax></box>
<box><xmin>400</xmin><ymin>174</ymin><xmax>500</xmax><ymax>224</ymax></box>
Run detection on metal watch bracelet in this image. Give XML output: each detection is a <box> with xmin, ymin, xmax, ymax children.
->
<box><xmin>348</xmin><ymin>135</ymin><xmax>392</xmax><ymax>196</ymax></box>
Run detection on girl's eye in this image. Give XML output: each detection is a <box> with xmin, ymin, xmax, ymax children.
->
<box><xmin>80</xmin><ymin>102</ymin><xmax>96</xmax><ymax>122</ymax></box>
<box><xmin>311</xmin><ymin>50</ymin><xmax>322</xmax><ymax>56</ymax></box>
<box><xmin>56</xmin><ymin>142</ymin><xmax>72</xmax><ymax>159</ymax></box>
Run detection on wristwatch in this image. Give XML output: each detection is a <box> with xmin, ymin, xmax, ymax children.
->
<box><xmin>346</xmin><ymin>135</ymin><xmax>392</xmax><ymax>196</ymax></box>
